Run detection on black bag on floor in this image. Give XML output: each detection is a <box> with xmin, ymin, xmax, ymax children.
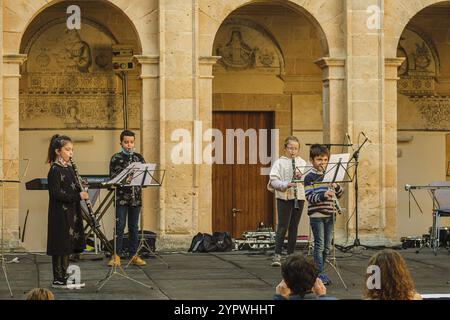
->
<box><xmin>212</xmin><ymin>231</ymin><xmax>232</xmax><ymax>252</ymax></box>
<box><xmin>189</xmin><ymin>233</ymin><xmax>217</xmax><ymax>252</ymax></box>
<box><xmin>188</xmin><ymin>232</ymin><xmax>232</xmax><ymax>253</ymax></box>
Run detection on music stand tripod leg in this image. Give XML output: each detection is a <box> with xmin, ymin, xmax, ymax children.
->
<box><xmin>326</xmin><ymin>213</ymin><xmax>348</xmax><ymax>290</ymax></box>
<box><xmin>125</xmin><ymin>207</ymin><xmax>170</xmax><ymax>269</ymax></box>
<box><xmin>1</xmin><ymin>257</ymin><xmax>13</xmax><ymax>297</ymax></box>
<box><xmin>1</xmin><ymin>182</ymin><xmax>13</xmax><ymax>297</ymax></box>
<box><xmin>96</xmin><ymin>188</ymin><xmax>153</xmax><ymax>292</ymax></box>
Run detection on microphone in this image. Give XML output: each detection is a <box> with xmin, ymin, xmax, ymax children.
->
<box><xmin>361</xmin><ymin>132</ymin><xmax>372</xmax><ymax>143</ymax></box>
<box><xmin>346</xmin><ymin>133</ymin><xmax>351</xmax><ymax>144</ymax></box>
<box><xmin>405</xmin><ymin>184</ymin><xmax>411</xmax><ymax>191</ymax></box>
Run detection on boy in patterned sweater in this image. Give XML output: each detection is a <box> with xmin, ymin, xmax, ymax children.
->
<box><xmin>304</xmin><ymin>144</ymin><xmax>343</xmax><ymax>285</ymax></box>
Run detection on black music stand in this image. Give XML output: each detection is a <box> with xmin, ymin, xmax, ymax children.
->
<box><xmin>0</xmin><ymin>158</ymin><xmax>29</xmax><ymax>297</ymax></box>
<box><xmin>120</xmin><ymin>163</ymin><xmax>168</xmax><ymax>268</ymax></box>
<box><xmin>96</xmin><ymin>163</ymin><xmax>165</xmax><ymax>291</ymax></box>
<box><xmin>339</xmin><ymin>136</ymin><xmax>370</xmax><ymax>251</ymax></box>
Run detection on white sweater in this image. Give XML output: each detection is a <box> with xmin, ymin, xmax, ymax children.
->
<box><xmin>267</xmin><ymin>156</ymin><xmax>307</xmax><ymax>200</ymax></box>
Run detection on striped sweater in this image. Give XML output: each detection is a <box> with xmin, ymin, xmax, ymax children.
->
<box><xmin>304</xmin><ymin>168</ymin><xmax>344</xmax><ymax>218</ymax></box>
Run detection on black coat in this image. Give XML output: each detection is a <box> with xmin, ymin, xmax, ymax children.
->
<box><xmin>46</xmin><ymin>163</ymin><xmax>86</xmax><ymax>256</ymax></box>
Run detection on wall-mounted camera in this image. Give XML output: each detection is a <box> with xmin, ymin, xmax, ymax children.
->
<box><xmin>112</xmin><ymin>44</ymin><xmax>134</xmax><ymax>72</ymax></box>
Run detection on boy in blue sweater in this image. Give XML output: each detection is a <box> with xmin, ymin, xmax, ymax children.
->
<box><xmin>304</xmin><ymin>144</ymin><xmax>343</xmax><ymax>285</ymax></box>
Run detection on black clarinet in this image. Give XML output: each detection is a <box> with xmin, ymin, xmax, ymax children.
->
<box><xmin>128</xmin><ymin>150</ymin><xmax>137</xmax><ymax>206</ymax></box>
<box><xmin>70</xmin><ymin>158</ymin><xmax>114</xmax><ymax>253</ymax></box>
<box><xmin>292</xmin><ymin>157</ymin><xmax>299</xmax><ymax>209</ymax></box>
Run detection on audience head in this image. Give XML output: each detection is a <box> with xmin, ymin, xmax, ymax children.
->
<box><xmin>364</xmin><ymin>249</ymin><xmax>417</xmax><ymax>300</ymax></box>
<box><xmin>281</xmin><ymin>254</ymin><xmax>319</xmax><ymax>298</ymax></box>
<box><xmin>26</xmin><ymin>288</ymin><xmax>55</xmax><ymax>300</ymax></box>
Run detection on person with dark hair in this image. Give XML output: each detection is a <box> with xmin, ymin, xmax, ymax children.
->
<box><xmin>46</xmin><ymin>134</ymin><xmax>87</xmax><ymax>289</ymax></box>
<box><xmin>364</xmin><ymin>250</ymin><xmax>422</xmax><ymax>300</ymax></box>
<box><xmin>304</xmin><ymin>144</ymin><xmax>344</xmax><ymax>285</ymax></box>
<box><xmin>274</xmin><ymin>254</ymin><xmax>337</xmax><ymax>300</ymax></box>
<box><xmin>267</xmin><ymin>136</ymin><xmax>307</xmax><ymax>267</ymax></box>
<box><xmin>108</xmin><ymin>130</ymin><xmax>146</xmax><ymax>267</ymax></box>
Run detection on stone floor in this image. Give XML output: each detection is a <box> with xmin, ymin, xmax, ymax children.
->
<box><xmin>0</xmin><ymin>248</ymin><xmax>449</xmax><ymax>300</ymax></box>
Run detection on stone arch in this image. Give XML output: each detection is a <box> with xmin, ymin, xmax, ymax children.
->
<box><xmin>199</xmin><ymin>0</ymin><xmax>342</xmax><ymax>58</ymax></box>
<box><xmin>5</xmin><ymin>0</ymin><xmax>160</xmax><ymax>55</ymax></box>
<box><xmin>385</xmin><ymin>0</ymin><xmax>450</xmax><ymax>57</ymax></box>
<box><xmin>13</xmin><ymin>0</ymin><xmax>155</xmax><ymax>251</ymax></box>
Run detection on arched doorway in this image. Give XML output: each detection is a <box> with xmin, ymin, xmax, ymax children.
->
<box><xmin>396</xmin><ymin>2</ymin><xmax>450</xmax><ymax>239</ymax></box>
<box><xmin>211</xmin><ymin>2</ymin><xmax>328</xmax><ymax>238</ymax></box>
<box><xmin>18</xmin><ymin>1</ymin><xmax>142</xmax><ymax>251</ymax></box>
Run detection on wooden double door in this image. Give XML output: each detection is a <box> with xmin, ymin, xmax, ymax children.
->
<box><xmin>212</xmin><ymin>111</ymin><xmax>274</xmax><ymax>238</ymax></box>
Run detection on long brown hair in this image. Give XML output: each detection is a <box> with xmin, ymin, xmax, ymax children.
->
<box><xmin>26</xmin><ymin>288</ymin><xmax>55</xmax><ymax>300</ymax></box>
<box><xmin>364</xmin><ymin>249</ymin><xmax>416</xmax><ymax>300</ymax></box>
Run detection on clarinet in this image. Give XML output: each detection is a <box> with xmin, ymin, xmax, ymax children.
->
<box><xmin>128</xmin><ymin>150</ymin><xmax>137</xmax><ymax>206</ymax></box>
<box><xmin>291</xmin><ymin>157</ymin><xmax>299</xmax><ymax>209</ymax></box>
<box><xmin>69</xmin><ymin>158</ymin><xmax>99</xmax><ymax>227</ymax></box>
<box><xmin>70</xmin><ymin>158</ymin><xmax>114</xmax><ymax>253</ymax></box>
<box><xmin>329</xmin><ymin>184</ymin><xmax>344</xmax><ymax>215</ymax></box>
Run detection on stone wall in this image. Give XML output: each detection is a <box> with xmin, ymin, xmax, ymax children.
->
<box><xmin>1</xmin><ymin>0</ymin><xmax>450</xmax><ymax>251</ymax></box>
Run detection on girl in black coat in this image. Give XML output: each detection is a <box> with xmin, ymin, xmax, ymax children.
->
<box><xmin>46</xmin><ymin>134</ymin><xmax>88</xmax><ymax>288</ymax></box>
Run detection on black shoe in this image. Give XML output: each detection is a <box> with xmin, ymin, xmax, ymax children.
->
<box><xmin>52</xmin><ymin>279</ymin><xmax>68</xmax><ymax>289</ymax></box>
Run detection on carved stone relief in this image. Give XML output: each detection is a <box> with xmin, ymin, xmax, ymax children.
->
<box><xmin>406</xmin><ymin>96</ymin><xmax>450</xmax><ymax>130</ymax></box>
<box><xmin>20</xmin><ymin>20</ymin><xmax>140</xmax><ymax>129</ymax></box>
<box><xmin>397</xmin><ymin>29</ymin><xmax>439</xmax><ymax>96</ymax></box>
<box><xmin>213</xmin><ymin>18</ymin><xmax>284</xmax><ymax>76</ymax></box>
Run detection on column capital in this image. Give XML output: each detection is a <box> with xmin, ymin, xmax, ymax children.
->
<box><xmin>3</xmin><ymin>54</ymin><xmax>27</xmax><ymax>65</ymax></box>
<box><xmin>314</xmin><ymin>57</ymin><xmax>345</xmax><ymax>81</ymax></box>
<box><xmin>314</xmin><ymin>57</ymin><xmax>345</xmax><ymax>69</ymax></box>
<box><xmin>134</xmin><ymin>55</ymin><xmax>159</xmax><ymax>79</ymax></box>
<box><xmin>199</xmin><ymin>56</ymin><xmax>221</xmax><ymax>79</ymax></box>
<box><xmin>199</xmin><ymin>56</ymin><xmax>221</xmax><ymax>65</ymax></box>
<box><xmin>385</xmin><ymin>57</ymin><xmax>406</xmax><ymax>80</ymax></box>
<box><xmin>385</xmin><ymin>57</ymin><xmax>405</xmax><ymax>67</ymax></box>
<box><xmin>134</xmin><ymin>55</ymin><xmax>159</xmax><ymax>65</ymax></box>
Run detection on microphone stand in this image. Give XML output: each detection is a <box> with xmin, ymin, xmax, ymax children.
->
<box><xmin>342</xmin><ymin>135</ymin><xmax>370</xmax><ymax>250</ymax></box>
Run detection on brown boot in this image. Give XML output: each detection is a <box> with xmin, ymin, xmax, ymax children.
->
<box><xmin>130</xmin><ymin>255</ymin><xmax>146</xmax><ymax>266</ymax></box>
<box><xmin>108</xmin><ymin>254</ymin><xmax>121</xmax><ymax>267</ymax></box>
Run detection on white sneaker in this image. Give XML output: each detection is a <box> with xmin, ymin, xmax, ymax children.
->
<box><xmin>271</xmin><ymin>254</ymin><xmax>282</xmax><ymax>267</ymax></box>
<box><xmin>67</xmin><ymin>282</ymin><xmax>86</xmax><ymax>290</ymax></box>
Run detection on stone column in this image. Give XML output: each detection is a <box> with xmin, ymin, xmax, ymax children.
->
<box><xmin>343</xmin><ymin>0</ymin><xmax>399</xmax><ymax>245</ymax></box>
<box><xmin>314</xmin><ymin>58</ymin><xmax>346</xmax><ymax>144</ymax></box>
<box><xmin>314</xmin><ymin>57</ymin><xmax>348</xmax><ymax>238</ymax></box>
<box><xmin>158</xmin><ymin>0</ymin><xmax>197</xmax><ymax>249</ymax></box>
<box><xmin>197</xmin><ymin>56</ymin><xmax>220</xmax><ymax>233</ymax></box>
<box><xmin>134</xmin><ymin>55</ymin><xmax>160</xmax><ymax>233</ymax></box>
<box><xmin>384</xmin><ymin>57</ymin><xmax>405</xmax><ymax>241</ymax></box>
<box><xmin>2</xmin><ymin>53</ymin><xmax>27</xmax><ymax>250</ymax></box>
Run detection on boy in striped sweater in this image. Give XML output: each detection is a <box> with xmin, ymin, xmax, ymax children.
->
<box><xmin>304</xmin><ymin>144</ymin><xmax>343</xmax><ymax>285</ymax></box>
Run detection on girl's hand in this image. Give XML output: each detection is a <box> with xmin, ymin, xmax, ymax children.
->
<box><xmin>80</xmin><ymin>192</ymin><xmax>89</xmax><ymax>200</ymax></box>
<box><xmin>287</xmin><ymin>182</ymin><xmax>297</xmax><ymax>188</ymax></box>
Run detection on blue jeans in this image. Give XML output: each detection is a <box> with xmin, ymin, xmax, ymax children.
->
<box><xmin>310</xmin><ymin>217</ymin><xmax>333</xmax><ymax>274</ymax></box>
<box><xmin>115</xmin><ymin>205</ymin><xmax>140</xmax><ymax>256</ymax></box>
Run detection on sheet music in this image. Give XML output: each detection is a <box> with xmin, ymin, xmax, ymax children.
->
<box><xmin>108</xmin><ymin>163</ymin><xmax>158</xmax><ymax>186</ymax></box>
<box><xmin>323</xmin><ymin>153</ymin><xmax>350</xmax><ymax>183</ymax></box>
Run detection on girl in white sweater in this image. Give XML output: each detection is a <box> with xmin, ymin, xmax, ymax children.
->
<box><xmin>268</xmin><ymin>136</ymin><xmax>307</xmax><ymax>266</ymax></box>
